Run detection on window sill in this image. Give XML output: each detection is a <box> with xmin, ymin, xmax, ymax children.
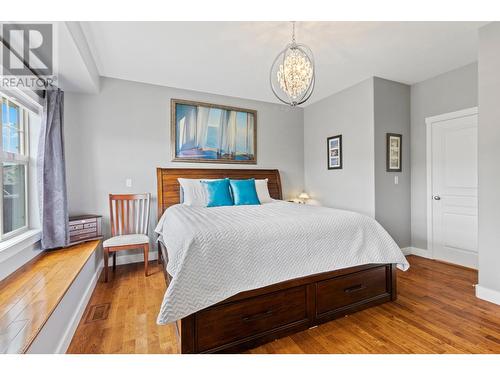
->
<box><xmin>0</xmin><ymin>229</ymin><xmax>41</xmax><ymax>263</ymax></box>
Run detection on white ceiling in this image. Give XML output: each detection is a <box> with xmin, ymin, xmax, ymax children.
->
<box><xmin>57</xmin><ymin>22</ymin><xmax>100</xmax><ymax>94</ymax></box>
<box><xmin>79</xmin><ymin>21</ymin><xmax>488</xmax><ymax>105</ymax></box>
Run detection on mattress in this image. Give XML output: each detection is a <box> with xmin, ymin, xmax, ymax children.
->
<box><xmin>155</xmin><ymin>201</ymin><xmax>409</xmax><ymax>324</ymax></box>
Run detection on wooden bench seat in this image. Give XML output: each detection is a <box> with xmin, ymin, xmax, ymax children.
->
<box><xmin>0</xmin><ymin>240</ymin><xmax>100</xmax><ymax>353</ymax></box>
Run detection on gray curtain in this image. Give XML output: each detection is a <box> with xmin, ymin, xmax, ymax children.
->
<box><xmin>38</xmin><ymin>87</ymin><xmax>69</xmax><ymax>249</ymax></box>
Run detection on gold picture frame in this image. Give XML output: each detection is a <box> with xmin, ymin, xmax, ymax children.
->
<box><xmin>171</xmin><ymin>99</ymin><xmax>257</xmax><ymax>164</ymax></box>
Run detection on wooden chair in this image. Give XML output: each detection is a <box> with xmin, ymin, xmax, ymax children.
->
<box><xmin>103</xmin><ymin>193</ymin><xmax>151</xmax><ymax>282</ymax></box>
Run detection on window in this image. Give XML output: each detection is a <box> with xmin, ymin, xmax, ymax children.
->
<box><xmin>0</xmin><ymin>95</ymin><xmax>30</xmax><ymax>240</ymax></box>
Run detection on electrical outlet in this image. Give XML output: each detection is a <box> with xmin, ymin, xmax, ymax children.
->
<box><xmin>125</xmin><ymin>178</ymin><xmax>132</xmax><ymax>188</ymax></box>
<box><xmin>394</xmin><ymin>176</ymin><xmax>399</xmax><ymax>185</ymax></box>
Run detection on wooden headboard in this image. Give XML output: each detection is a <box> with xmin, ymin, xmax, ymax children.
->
<box><xmin>156</xmin><ymin>168</ymin><xmax>283</xmax><ymax>219</ymax></box>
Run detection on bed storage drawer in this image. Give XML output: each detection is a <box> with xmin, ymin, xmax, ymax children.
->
<box><xmin>196</xmin><ymin>286</ymin><xmax>308</xmax><ymax>352</ymax></box>
<box><xmin>316</xmin><ymin>266</ymin><xmax>389</xmax><ymax>317</ymax></box>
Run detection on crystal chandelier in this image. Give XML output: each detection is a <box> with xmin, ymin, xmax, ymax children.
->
<box><xmin>270</xmin><ymin>22</ymin><xmax>315</xmax><ymax>106</ymax></box>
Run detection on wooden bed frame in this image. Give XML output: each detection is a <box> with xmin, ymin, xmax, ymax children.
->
<box><xmin>156</xmin><ymin>167</ymin><xmax>397</xmax><ymax>354</ymax></box>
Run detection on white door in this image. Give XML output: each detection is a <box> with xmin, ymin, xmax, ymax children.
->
<box><xmin>429</xmin><ymin>109</ymin><xmax>478</xmax><ymax>268</ymax></box>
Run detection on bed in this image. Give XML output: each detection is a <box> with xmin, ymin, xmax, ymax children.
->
<box><xmin>155</xmin><ymin>168</ymin><xmax>409</xmax><ymax>353</ymax></box>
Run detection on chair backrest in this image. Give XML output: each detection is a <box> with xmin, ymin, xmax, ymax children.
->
<box><xmin>109</xmin><ymin>193</ymin><xmax>151</xmax><ymax>236</ymax></box>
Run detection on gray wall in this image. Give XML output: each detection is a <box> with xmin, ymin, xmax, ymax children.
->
<box><xmin>478</xmin><ymin>22</ymin><xmax>500</xmax><ymax>294</ymax></box>
<box><xmin>65</xmin><ymin>77</ymin><xmax>305</xmax><ymax>258</ymax></box>
<box><xmin>304</xmin><ymin>78</ymin><xmax>375</xmax><ymax>216</ymax></box>
<box><xmin>374</xmin><ymin>78</ymin><xmax>411</xmax><ymax>247</ymax></box>
<box><xmin>303</xmin><ymin>76</ymin><xmax>411</xmax><ymax>248</ymax></box>
<box><xmin>64</xmin><ymin>65</ymin><xmax>479</xmax><ymax>258</ymax></box>
<box><xmin>410</xmin><ymin>63</ymin><xmax>478</xmax><ymax>249</ymax></box>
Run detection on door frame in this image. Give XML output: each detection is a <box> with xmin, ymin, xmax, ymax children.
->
<box><xmin>425</xmin><ymin>107</ymin><xmax>478</xmax><ymax>260</ymax></box>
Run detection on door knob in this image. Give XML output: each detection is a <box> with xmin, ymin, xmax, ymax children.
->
<box><xmin>433</xmin><ymin>195</ymin><xmax>441</xmax><ymax>200</ymax></box>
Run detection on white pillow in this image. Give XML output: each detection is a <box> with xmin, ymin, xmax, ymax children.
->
<box><xmin>178</xmin><ymin>178</ymin><xmax>208</xmax><ymax>206</ymax></box>
<box><xmin>179</xmin><ymin>177</ymin><xmax>272</xmax><ymax>206</ymax></box>
<box><xmin>255</xmin><ymin>179</ymin><xmax>273</xmax><ymax>203</ymax></box>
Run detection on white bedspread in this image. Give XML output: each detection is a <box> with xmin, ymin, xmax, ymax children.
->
<box><xmin>155</xmin><ymin>201</ymin><xmax>409</xmax><ymax>324</ymax></box>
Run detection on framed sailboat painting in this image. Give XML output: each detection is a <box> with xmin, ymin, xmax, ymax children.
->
<box><xmin>171</xmin><ymin>99</ymin><xmax>257</xmax><ymax>164</ymax></box>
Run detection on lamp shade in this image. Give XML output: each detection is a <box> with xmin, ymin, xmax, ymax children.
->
<box><xmin>298</xmin><ymin>192</ymin><xmax>310</xmax><ymax>200</ymax></box>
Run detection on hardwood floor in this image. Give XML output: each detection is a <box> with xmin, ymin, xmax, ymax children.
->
<box><xmin>67</xmin><ymin>255</ymin><xmax>500</xmax><ymax>354</ymax></box>
<box><xmin>0</xmin><ymin>240</ymin><xmax>100</xmax><ymax>354</ymax></box>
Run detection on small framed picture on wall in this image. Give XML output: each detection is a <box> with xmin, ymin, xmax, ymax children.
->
<box><xmin>386</xmin><ymin>133</ymin><xmax>402</xmax><ymax>172</ymax></box>
<box><xmin>327</xmin><ymin>134</ymin><xmax>342</xmax><ymax>170</ymax></box>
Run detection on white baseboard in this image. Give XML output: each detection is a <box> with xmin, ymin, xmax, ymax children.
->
<box><xmin>114</xmin><ymin>250</ymin><xmax>158</xmax><ymax>266</ymax></box>
<box><xmin>475</xmin><ymin>284</ymin><xmax>500</xmax><ymax>306</ymax></box>
<box><xmin>400</xmin><ymin>247</ymin><xmax>412</xmax><ymax>256</ymax></box>
<box><xmin>55</xmin><ymin>260</ymin><xmax>103</xmax><ymax>353</ymax></box>
<box><xmin>0</xmin><ymin>230</ymin><xmax>42</xmax><ymax>282</ymax></box>
<box><xmin>56</xmin><ymin>249</ymin><xmax>158</xmax><ymax>349</ymax></box>
<box><xmin>404</xmin><ymin>248</ymin><xmax>500</xmax><ymax>306</ymax></box>
<box><xmin>27</xmin><ymin>248</ymin><xmax>103</xmax><ymax>353</ymax></box>
<box><xmin>27</xmin><ymin>245</ymin><xmax>159</xmax><ymax>353</ymax></box>
<box><xmin>54</xmin><ymin>250</ymin><xmax>157</xmax><ymax>352</ymax></box>
<box><xmin>402</xmin><ymin>246</ymin><xmax>433</xmax><ymax>259</ymax></box>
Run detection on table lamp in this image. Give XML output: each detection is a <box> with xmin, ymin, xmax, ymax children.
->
<box><xmin>298</xmin><ymin>192</ymin><xmax>310</xmax><ymax>204</ymax></box>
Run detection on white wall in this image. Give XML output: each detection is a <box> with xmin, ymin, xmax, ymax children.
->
<box><xmin>477</xmin><ymin>22</ymin><xmax>500</xmax><ymax>304</ymax></box>
<box><xmin>410</xmin><ymin>63</ymin><xmax>478</xmax><ymax>249</ymax></box>
<box><xmin>65</xmin><ymin>77</ymin><xmax>305</xmax><ymax>260</ymax></box>
<box><xmin>374</xmin><ymin>78</ymin><xmax>411</xmax><ymax>247</ymax></box>
<box><xmin>0</xmin><ymin>236</ymin><xmax>41</xmax><ymax>281</ymax></box>
<box><xmin>304</xmin><ymin>78</ymin><xmax>375</xmax><ymax>216</ymax></box>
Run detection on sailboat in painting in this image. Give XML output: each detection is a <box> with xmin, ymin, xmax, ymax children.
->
<box><xmin>172</xmin><ymin>100</ymin><xmax>256</xmax><ymax>163</ymax></box>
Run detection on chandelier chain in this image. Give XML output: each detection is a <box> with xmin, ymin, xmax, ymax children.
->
<box><xmin>292</xmin><ymin>21</ymin><xmax>296</xmax><ymax>44</ymax></box>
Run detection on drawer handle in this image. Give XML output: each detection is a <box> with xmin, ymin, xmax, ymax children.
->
<box><xmin>344</xmin><ymin>284</ymin><xmax>366</xmax><ymax>293</ymax></box>
<box><xmin>241</xmin><ymin>309</ymin><xmax>273</xmax><ymax>322</ymax></box>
